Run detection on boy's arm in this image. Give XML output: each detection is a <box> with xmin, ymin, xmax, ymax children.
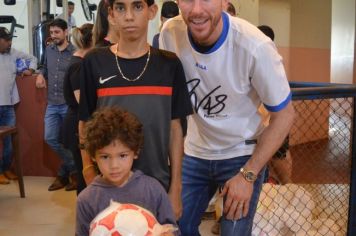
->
<box><xmin>78</xmin><ymin>56</ymin><xmax>98</xmax><ymax>184</ymax></box>
<box><xmin>153</xmin><ymin>178</ymin><xmax>180</xmax><ymax>235</ymax></box>
<box><xmin>168</xmin><ymin>118</ymin><xmax>184</xmax><ymax>220</ymax></box>
<box><xmin>79</xmin><ymin>120</ymin><xmax>97</xmax><ymax>184</ymax></box>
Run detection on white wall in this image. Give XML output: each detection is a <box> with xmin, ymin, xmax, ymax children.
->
<box><xmin>0</xmin><ymin>0</ymin><xmax>30</xmax><ymax>53</ymax></box>
<box><xmin>237</xmin><ymin>0</ymin><xmax>259</xmax><ymax>25</ymax></box>
<box><xmin>331</xmin><ymin>0</ymin><xmax>355</xmax><ymax>84</ymax></box>
<box><xmin>259</xmin><ymin>0</ymin><xmax>290</xmax><ymax>47</ymax></box>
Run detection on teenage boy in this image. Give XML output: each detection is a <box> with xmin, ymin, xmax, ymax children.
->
<box><xmin>78</xmin><ymin>0</ymin><xmax>192</xmax><ymax>219</ymax></box>
<box><xmin>76</xmin><ymin>107</ymin><xmax>177</xmax><ymax>236</ymax></box>
<box><xmin>159</xmin><ymin>0</ymin><xmax>295</xmax><ymax>235</ymax></box>
<box><xmin>36</xmin><ymin>18</ymin><xmax>77</xmax><ymax>191</ymax></box>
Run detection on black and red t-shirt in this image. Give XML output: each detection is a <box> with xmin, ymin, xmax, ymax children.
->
<box><xmin>79</xmin><ymin>46</ymin><xmax>192</xmax><ymax>190</ymax></box>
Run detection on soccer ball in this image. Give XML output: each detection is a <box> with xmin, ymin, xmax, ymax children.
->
<box><xmin>89</xmin><ymin>200</ymin><xmax>176</xmax><ymax>236</ymax></box>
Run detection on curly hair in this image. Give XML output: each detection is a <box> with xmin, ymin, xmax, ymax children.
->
<box><xmin>83</xmin><ymin>107</ymin><xmax>144</xmax><ymax>158</ymax></box>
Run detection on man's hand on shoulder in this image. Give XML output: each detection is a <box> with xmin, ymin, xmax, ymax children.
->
<box><xmin>35</xmin><ymin>74</ymin><xmax>46</xmax><ymax>88</ymax></box>
<box><xmin>21</xmin><ymin>69</ymin><xmax>34</xmax><ymax>77</ymax></box>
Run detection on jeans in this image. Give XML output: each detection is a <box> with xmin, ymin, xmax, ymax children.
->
<box><xmin>44</xmin><ymin>104</ymin><xmax>76</xmax><ymax>177</ymax></box>
<box><xmin>179</xmin><ymin>155</ymin><xmax>266</xmax><ymax>236</ymax></box>
<box><xmin>0</xmin><ymin>105</ymin><xmax>16</xmax><ymax>174</ymax></box>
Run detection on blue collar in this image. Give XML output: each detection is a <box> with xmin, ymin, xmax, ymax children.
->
<box><xmin>188</xmin><ymin>12</ymin><xmax>229</xmax><ymax>54</ymax></box>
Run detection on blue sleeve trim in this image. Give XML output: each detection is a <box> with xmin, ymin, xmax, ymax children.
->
<box><xmin>264</xmin><ymin>92</ymin><xmax>292</xmax><ymax>112</ymax></box>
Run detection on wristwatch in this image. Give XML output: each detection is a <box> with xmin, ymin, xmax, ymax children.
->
<box><xmin>240</xmin><ymin>167</ymin><xmax>257</xmax><ymax>182</ymax></box>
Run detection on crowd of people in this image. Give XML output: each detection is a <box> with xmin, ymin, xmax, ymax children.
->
<box><xmin>0</xmin><ymin>0</ymin><xmax>294</xmax><ymax>235</ymax></box>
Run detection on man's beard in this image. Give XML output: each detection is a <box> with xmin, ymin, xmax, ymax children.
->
<box><xmin>0</xmin><ymin>47</ymin><xmax>11</xmax><ymax>54</ymax></box>
<box><xmin>53</xmin><ymin>38</ymin><xmax>65</xmax><ymax>46</ymax></box>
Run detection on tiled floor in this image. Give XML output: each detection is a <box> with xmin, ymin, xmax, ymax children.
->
<box><xmin>0</xmin><ymin>176</ymin><xmax>215</xmax><ymax>236</ymax></box>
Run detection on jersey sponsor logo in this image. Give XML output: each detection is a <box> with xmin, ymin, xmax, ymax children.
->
<box><xmin>99</xmin><ymin>75</ymin><xmax>117</xmax><ymax>84</ymax></box>
<box><xmin>187</xmin><ymin>78</ymin><xmax>227</xmax><ymax>117</ymax></box>
<box><xmin>195</xmin><ymin>62</ymin><xmax>207</xmax><ymax>70</ymax></box>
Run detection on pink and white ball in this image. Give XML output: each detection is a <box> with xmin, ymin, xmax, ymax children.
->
<box><xmin>89</xmin><ymin>201</ymin><xmax>176</xmax><ymax>236</ymax></box>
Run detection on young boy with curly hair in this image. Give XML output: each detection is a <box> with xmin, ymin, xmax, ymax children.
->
<box><xmin>76</xmin><ymin>107</ymin><xmax>177</xmax><ymax>236</ymax></box>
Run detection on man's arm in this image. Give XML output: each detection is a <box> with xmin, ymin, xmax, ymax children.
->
<box><xmin>14</xmin><ymin>49</ymin><xmax>38</xmax><ymax>70</ymax></box>
<box><xmin>168</xmin><ymin>118</ymin><xmax>184</xmax><ymax>220</ymax></box>
<box><xmin>12</xmin><ymin>49</ymin><xmax>38</xmax><ymax>77</ymax></box>
<box><xmin>222</xmin><ymin>102</ymin><xmax>295</xmax><ymax>220</ymax></box>
<box><xmin>35</xmin><ymin>74</ymin><xmax>46</xmax><ymax>88</ymax></box>
<box><xmin>36</xmin><ymin>49</ymin><xmax>47</xmax><ymax>88</ymax></box>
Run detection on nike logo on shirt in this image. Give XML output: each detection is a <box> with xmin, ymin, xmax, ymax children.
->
<box><xmin>99</xmin><ymin>75</ymin><xmax>117</xmax><ymax>84</ymax></box>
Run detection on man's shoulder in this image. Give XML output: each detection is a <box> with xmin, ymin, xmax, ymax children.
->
<box><xmin>161</xmin><ymin>15</ymin><xmax>187</xmax><ymax>37</ymax></box>
<box><xmin>45</xmin><ymin>44</ymin><xmax>56</xmax><ymax>51</ymax></box>
<box><xmin>229</xmin><ymin>16</ymin><xmax>270</xmax><ymax>47</ymax></box>
<box><xmin>163</xmin><ymin>15</ymin><xmax>185</xmax><ymax>29</ymax></box>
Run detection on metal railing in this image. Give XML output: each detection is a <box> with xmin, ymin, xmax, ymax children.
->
<box><xmin>252</xmin><ymin>82</ymin><xmax>356</xmax><ymax>236</ymax></box>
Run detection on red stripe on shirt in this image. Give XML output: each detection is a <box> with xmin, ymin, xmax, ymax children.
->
<box><xmin>97</xmin><ymin>86</ymin><xmax>173</xmax><ymax>97</ymax></box>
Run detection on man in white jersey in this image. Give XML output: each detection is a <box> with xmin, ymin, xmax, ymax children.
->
<box><xmin>159</xmin><ymin>0</ymin><xmax>295</xmax><ymax>235</ymax></box>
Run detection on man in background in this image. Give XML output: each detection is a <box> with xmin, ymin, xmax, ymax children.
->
<box><xmin>58</xmin><ymin>1</ymin><xmax>77</xmax><ymax>29</ymax></box>
<box><xmin>0</xmin><ymin>27</ymin><xmax>37</xmax><ymax>184</ymax></box>
<box><xmin>36</xmin><ymin>18</ymin><xmax>77</xmax><ymax>192</ymax></box>
<box><xmin>152</xmin><ymin>1</ymin><xmax>179</xmax><ymax>49</ymax></box>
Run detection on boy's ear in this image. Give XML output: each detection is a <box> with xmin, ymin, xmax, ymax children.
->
<box><xmin>148</xmin><ymin>3</ymin><xmax>158</xmax><ymax>20</ymax></box>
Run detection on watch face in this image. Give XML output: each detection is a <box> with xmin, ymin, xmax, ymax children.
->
<box><xmin>240</xmin><ymin>168</ymin><xmax>257</xmax><ymax>182</ymax></box>
<box><xmin>245</xmin><ymin>171</ymin><xmax>257</xmax><ymax>182</ymax></box>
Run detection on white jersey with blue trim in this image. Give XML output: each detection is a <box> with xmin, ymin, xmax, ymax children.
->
<box><xmin>160</xmin><ymin>13</ymin><xmax>291</xmax><ymax>160</ymax></box>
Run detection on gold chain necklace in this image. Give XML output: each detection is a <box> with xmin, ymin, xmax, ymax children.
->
<box><xmin>114</xmin><ymin>44</ymin><xmax>150</xmax><ymax>82</ymax></box>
